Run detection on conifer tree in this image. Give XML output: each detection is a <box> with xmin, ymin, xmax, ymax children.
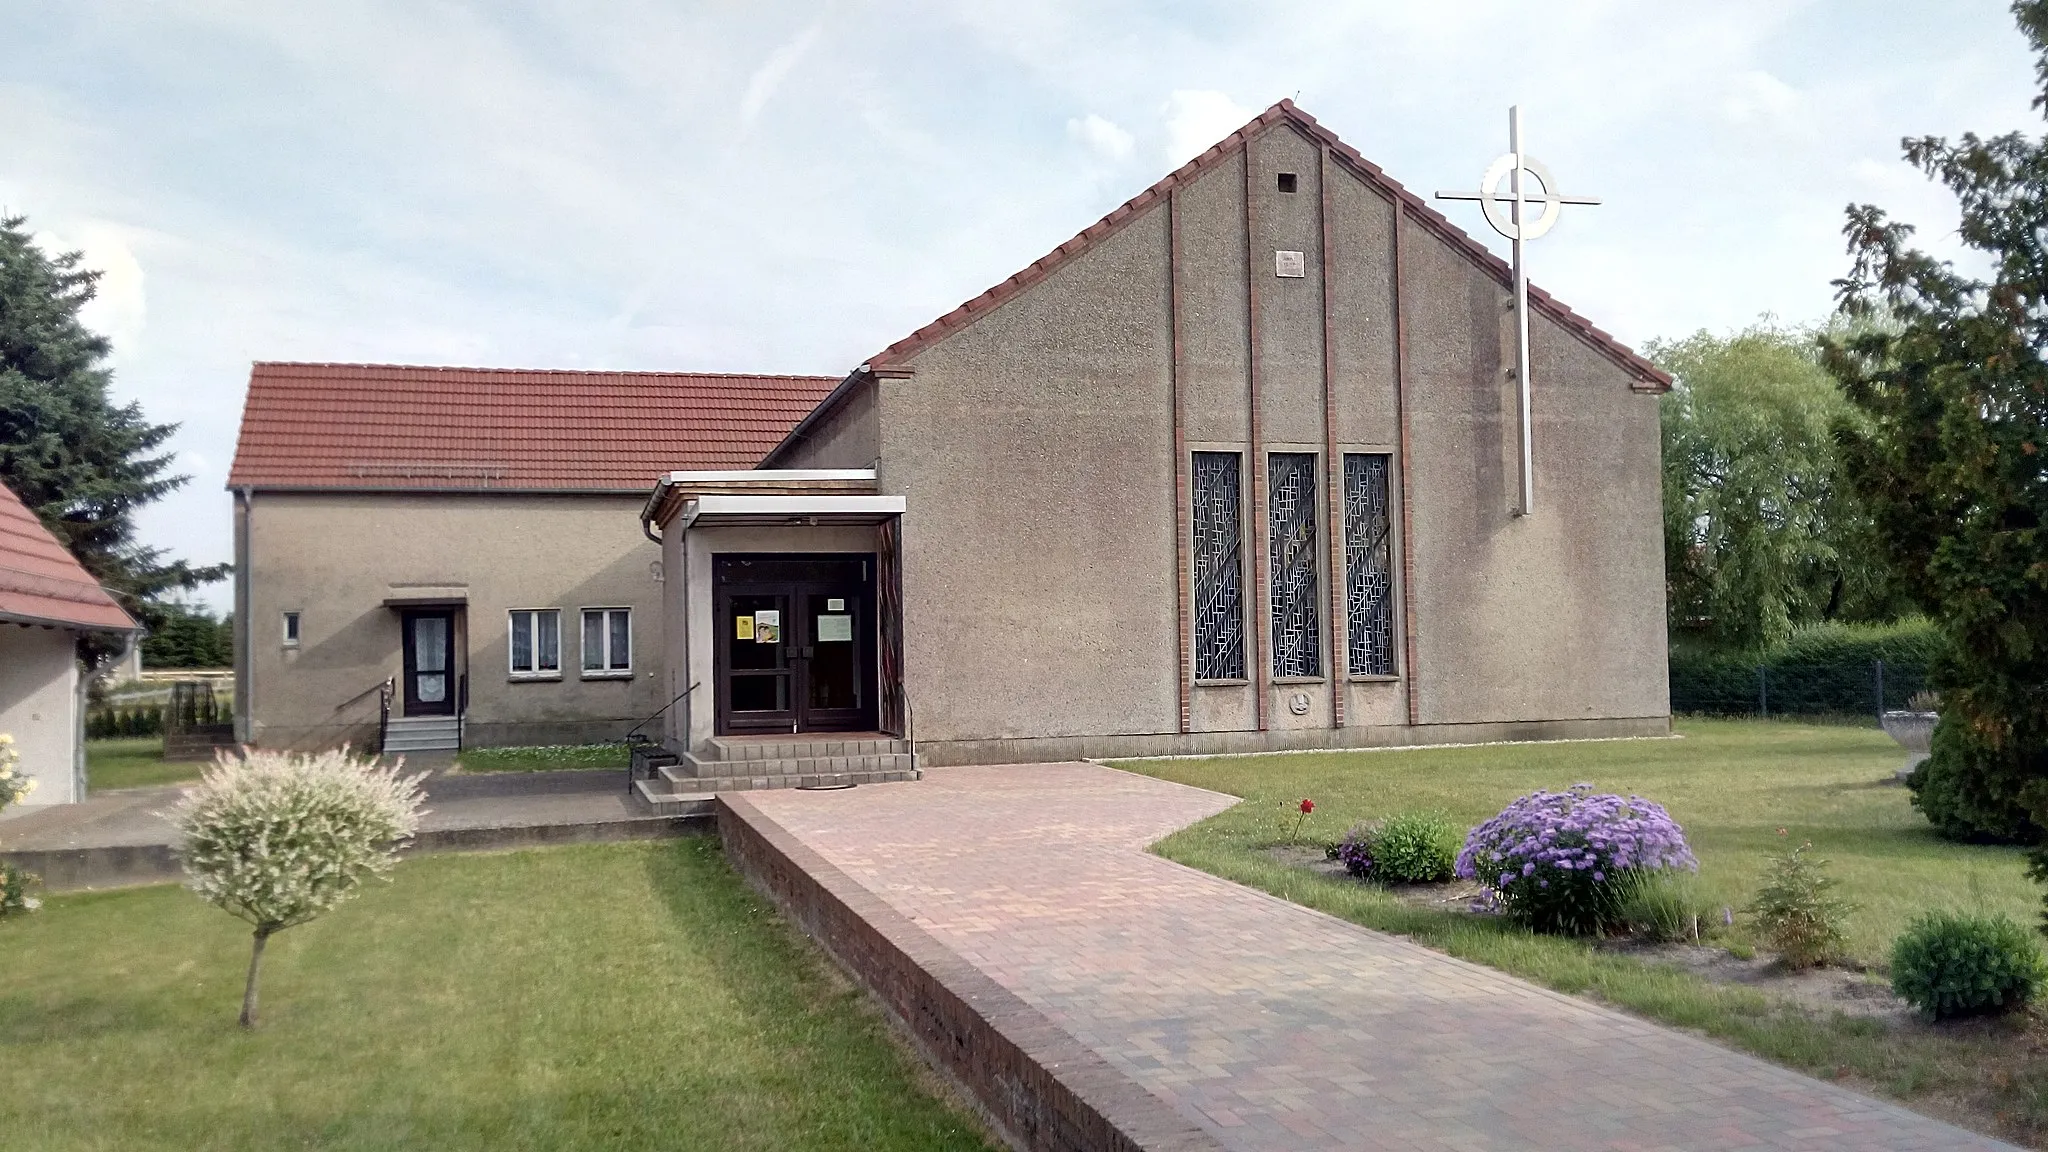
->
<box><xmin>0</xmin><ymin>214</ymin><xmax>225</xmax><ymax>652</ymax></box>
<box><xmin>1825</xmin><ymin>0</ymin><xmax>2048</xmax><ymax>844</ymax></box>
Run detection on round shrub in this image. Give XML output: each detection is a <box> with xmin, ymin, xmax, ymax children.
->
<box><xmin>1890</xmin><ymin>911</ymin><xmax>2048</xmax><ymax>1020</ymax></box>
<box><xmin>1456</xmin><ymin>784</ymin><xmax>1697</xmax><ymax>936</ymax></box>
<box><xmin>1372</xmin><ymin>811</ymin><xmax>1458</xmax><ymax>883</ymax></box>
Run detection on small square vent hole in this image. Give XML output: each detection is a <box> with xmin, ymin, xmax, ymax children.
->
<box><xmin>1277</xmin><ymin>172</ymin><xmax>1298</xmax><ymax>193</ymax></box>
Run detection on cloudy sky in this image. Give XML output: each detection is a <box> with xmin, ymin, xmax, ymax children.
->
<box><xmin>3</xmin><ymin>0</ymin><xmax>2039</xmax><ymax>610</ymax></box>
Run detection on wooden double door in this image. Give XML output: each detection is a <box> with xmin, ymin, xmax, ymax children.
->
<box><xmin>713</xmin><ymin>554</ymin><xmax>876</xmax><ymax>734</ymax></box>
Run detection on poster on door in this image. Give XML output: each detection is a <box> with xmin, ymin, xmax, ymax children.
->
<box><xmin>753</xmin><ymin>609</ymin><xmax>780</xmax><ymax>644</ymax></box>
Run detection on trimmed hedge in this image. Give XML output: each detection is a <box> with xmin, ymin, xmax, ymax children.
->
<box><xmin>1670</xmin><ymin>619</ymin><xmax>1940</xmax><ymax>717</ymax></box>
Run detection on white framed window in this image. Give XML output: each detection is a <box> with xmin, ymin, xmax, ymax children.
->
<box><xmin>508</xmin><ymin>609</ymin><xmax>561</xmax><ymax>678</ymax></box>
<box><xmin>581</xmin><ymin>608</ymin><xmax>631</xmax><ymax>677</ymax></box>
<box><xmin>281</xmin><ymin>611</ymin><xmax>301</xmax><ymax>647</ymax></box>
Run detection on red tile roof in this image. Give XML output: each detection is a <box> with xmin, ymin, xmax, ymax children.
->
<box><xmin>0</xmin><ymin>480</ymin><xmax>137</xmax><ymax>632</ymax></box>
<box><xmin>227</xmin><ymin>363</ymin><xmax>840</xmax><ymax>491</ymax></box>
<box><xmin>866</xmin><ymin>100</ymin><xmax>1669</xmax><ymax>389</ymax></box>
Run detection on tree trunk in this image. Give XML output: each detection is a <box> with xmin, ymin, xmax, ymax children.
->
<box><xmin>241</xmin><ymin>925</ymin><xmax>272</xmax><ymax>1029</ymax></box>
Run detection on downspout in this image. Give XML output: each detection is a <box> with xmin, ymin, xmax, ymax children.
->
<box><xmin>234</xmin><ymin>487</ymin><xmax>253</xmax><ymax>744</ymax></box>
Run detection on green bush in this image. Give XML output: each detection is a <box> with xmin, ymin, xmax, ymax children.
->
<box><xmin>1371</xmin><ymin>811</ymin><xmax>1458</xmax><ymax>883</ymax></box>
<box><xmin>1890</xmin><ymin>911</ymin><xmax>2047</xmax><ymax>1020</ymax></box>
<box><xmin>1746</xmin><ymin>839</ymin><xmax>1853</xmax><ymax>969</ymax></box>
<box><xmin>1621</xmin><ymin>871</ymin><xmax>1708</xmax><ymax>943</ymax></box>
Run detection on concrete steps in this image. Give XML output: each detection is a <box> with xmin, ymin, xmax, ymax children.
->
<box><xmin>384</xmin><ymin>715</ymin><xmax>462</xmax><ymax>753</ymax></box>
<box><xmin>631</xmin><ymin>732</ymin><xmax>918</xmax><ymax>810</ymax></box>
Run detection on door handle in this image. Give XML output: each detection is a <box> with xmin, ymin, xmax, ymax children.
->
<box><xmin>801</xmin><ymin>646</ymin><xmax>815</xmax><ymax>658</ymax></box>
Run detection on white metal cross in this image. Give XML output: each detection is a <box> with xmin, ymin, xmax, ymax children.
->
<box><xmin>1436</xmin><ymin>106</ymin><xmax>1600</xmax><ymax>517</ymax></box>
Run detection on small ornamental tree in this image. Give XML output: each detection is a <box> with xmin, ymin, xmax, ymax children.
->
<box><xmin>171</xmin><ymin>747</ymin><xmax>426</xmax><ymax>1027</ymax></box>
<box><xmin>1456</xmin><ymin>784</ymin><xmax>1698</xmax><ymax>935</ymax></box>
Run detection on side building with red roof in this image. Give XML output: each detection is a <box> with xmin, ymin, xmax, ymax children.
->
<box><xmin>0</xmin><ymin>480</ymin><xmax>138</xmax><ymax>805</ymax></box>
<box><xmin>225</xmin><ymin>364</ymin><xmax>835</xmax><ymax>752</ymax></box>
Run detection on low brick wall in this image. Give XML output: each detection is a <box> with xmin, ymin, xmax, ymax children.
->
<box><xmin>718</xmin><ymin>793</ymin><xmax>1224</xmax><ymax>1152</ymax></box>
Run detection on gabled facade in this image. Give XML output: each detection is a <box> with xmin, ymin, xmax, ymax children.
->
<box><xmin>666</xmin><ymin>100</ymin><xmax>1671</xmax><ymax>763</ymax></box>
<box><xmin>0</xmin><ymin>480</ymin><xmax>137</xmax><ymax>804</ymax></box>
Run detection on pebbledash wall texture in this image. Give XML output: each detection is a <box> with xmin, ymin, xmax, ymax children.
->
<box><xmin>764</xmin><ymin>102</ymin><xmax>1671</xmax><ymax>764</ymax></box>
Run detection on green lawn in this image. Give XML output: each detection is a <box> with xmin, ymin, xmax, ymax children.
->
<box><xmin>0</xmin><ymin>839</ymin><xmax>994</xmax><ymax>1152</ymax></box>
<box><xmin>456</xmin><ymin>742</ymin><xmax>632</xmax><ymax>772</ymax></box>
<box><xmin>85</xmin><ymin>737</ymin><xmax>202</xmax><ymax>791</ymax></box>
<box><xmin>1116</xmin><ymin>719</ymin><xmax>2047</xmax><ymax>1145</ymax></box>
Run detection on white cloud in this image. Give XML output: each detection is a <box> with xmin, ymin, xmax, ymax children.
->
<box><xmin>740</xmin><ymin>23</ymin><xmax>824</xmax><ymax>132</ymax></box>
<box><xmin>1721</xmin><ymin>69</ymin><xmax>1806</xmax><ymax>130</ymax></box>
<box><xmin>36</xmin><ymin>222</ymin><xmax>147</xmax><ymax>363</ymax></box>
<box><xmin>1161</xmin><ymin>89</ymin><xmax>1257</xmax><ymax>167</ymax></box>
<box><xmin>1066</xmin><ymin>112</ymin><xmax>1134</xmax><ymax>160</ymax></box>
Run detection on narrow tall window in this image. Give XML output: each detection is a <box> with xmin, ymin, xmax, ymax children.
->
<box><xmin>582</xmin><ymin>608</ymin><xmax>632</xmax><ymax>675</ymax></box>
<box><xmin>1344</xmin><ymin>454</ymin><xmax>1396</xmax><ymax>676</ymax></box>
<box><xmin>281</xmin><ymin>611</ymin><xmax>301</xmax><ymax>647</ymax></box>
<box><xmin>1191</xmin><ymin>452</ymin><xmax>1246</xmax><ymax>681</ymax></box>
<box><xmin>509</xmin><ymin>609</ymin><xmax>561</xmax><ymax>676</ymax></box>
<box><xmin>1268</xmin><ymin>453</ymin><xmax>1322</xmax><ymax>678</ymax></box>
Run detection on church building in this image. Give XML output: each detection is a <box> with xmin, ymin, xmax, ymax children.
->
<box><xmin>229</xmin><ymin>101</ymin><xmax>1671</xmax><ymax>786</ymax></box>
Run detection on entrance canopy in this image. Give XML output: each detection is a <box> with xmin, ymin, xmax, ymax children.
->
<box><xmin>641</xmin><ymin>469</ymin><xmax>904</xmax><ymax>536</ymax></box>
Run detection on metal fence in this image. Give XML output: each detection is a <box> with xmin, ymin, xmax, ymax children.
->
<box><xmin>1669</xmin><ymin>658</ymin><xmax>1931</xmax><ymax>720</ymax></box>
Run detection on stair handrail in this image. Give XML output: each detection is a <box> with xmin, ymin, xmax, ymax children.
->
<box><xmin>623</xmin><ymin>681</ymin><xmax>700</xmax><ymax>792</ymax></box>
<box><xmin>375</xmin><ymin>677</ymin><xmax>395</xmax><ymax>755</ymax></box>
<box><xmin>624</xmin><ymin>681</ymin><xmax>700</xmax><ymax>747</ymax></box>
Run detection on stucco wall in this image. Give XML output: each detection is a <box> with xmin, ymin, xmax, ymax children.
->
<box><xmin>241</xmin><ymin>492</ymin><xmax>668</xmax><ymax>750</ymax></box>
<box><xmin>772</xmin><ymin>376</ymin><xmax>879</xmax><ymax>470</ymax></box>
<box><xmin>878</xmin><ymin>119</ymin><xmax>1666</xmax><ymax>754</ymax></box>
<box><xmin>0</xmin><ymin>625</ymin><xmax>80</xmax><ymax>805</ymax></box>
<box><xmin>880</xmin><ymin>201</ymin><xmax>1182</xmax><ymax>743</ymax></box>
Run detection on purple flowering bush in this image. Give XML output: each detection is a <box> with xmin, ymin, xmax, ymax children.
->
<box><xmin>1456</xmin><ymin>784</ymin><xmax>1698</xmax><ymax>935</ymax></box>
<box><xmin>1333</xmin><ymin>824</ymin><xmax>1377</xmax><ymax>877</ymax></box>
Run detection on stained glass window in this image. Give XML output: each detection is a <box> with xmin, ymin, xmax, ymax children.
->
<box><xmin>1268</xmin><ymin>453</ymin><xmax>1322</xmax><ymax>678</ymax></box>
<box><xmin>1344</xmin><ymin>454</ymin><xmax>1395</xmax><ymax>676</ymax></box>
<box><xmin>1191</xmin><ymin>452</ymin><xmax>1246</xmax><ymax>681</ymax></box>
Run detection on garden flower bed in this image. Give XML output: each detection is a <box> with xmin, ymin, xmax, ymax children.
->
<box><xmin>1121</xmin><ymin>719</ymin><xmax>2047</xmax><ymax>1148</ymax></box>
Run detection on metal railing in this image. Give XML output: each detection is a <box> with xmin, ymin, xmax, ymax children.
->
<box><xmin>375</xmin><ymin>677</ymin><xmax>395</xmax><ymax>755</ymax></box>
<box><xmin>623</xmin><ymin>681</ymin><xmax>700</xmax><ymax>792</ymax></box>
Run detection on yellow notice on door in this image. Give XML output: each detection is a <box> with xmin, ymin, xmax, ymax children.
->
<box><xmin>735</xmin><ymin>615</ymin><xmax>755</xmax><ymax>640</ymax></box>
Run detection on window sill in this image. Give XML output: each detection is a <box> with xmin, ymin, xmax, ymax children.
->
<box><xmin>508</xmin><ymin>672</ymin><xmax>562</xmax><ymax>683</ymax></box>
<box><xmin>1193</xmin><ymin>678</ymin><xmax>1250</xmax><ymax>687</ymax></box>
<box><xmin>1347</xmin><ymin>674</ymin><xmax>1401</xmax><ymax>683</ymax></box>
<box><xmin>1271</xmin><ymin>676</ymin><xmax>1327</xmax><ymax>685</ymax></box>
<box><xmin>580</xmin><ymin>670</ymin><xmax>634</xmax><ymax>680</ymax></box>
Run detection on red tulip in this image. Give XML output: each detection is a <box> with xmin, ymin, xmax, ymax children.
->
<box><xmin>1300</xmin><ymin>799</ymin><xmax>1315</xmax><ymax>814</ymax></box>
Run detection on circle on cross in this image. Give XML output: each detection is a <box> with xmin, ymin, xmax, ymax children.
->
<box><xmin>1476</xmin><ymin>154</ymin><xmax>1566</xmax><ymax>242</ymax></box>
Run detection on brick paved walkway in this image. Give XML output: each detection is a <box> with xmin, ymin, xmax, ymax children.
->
<box><xmin>741</xmin><ymin>762</ymin><xmax>2011</xmax><ymax>1151</ymax></box>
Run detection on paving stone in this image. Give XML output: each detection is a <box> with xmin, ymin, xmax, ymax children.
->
<box><xmin>743</xmin><ymin>762</ymin><xmax>2013</xmax><ymax>1152</ymax></box>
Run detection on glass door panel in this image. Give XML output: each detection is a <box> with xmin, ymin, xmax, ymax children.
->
<box><xmin>803</xmin><ymin>593</ymin><xmax>860</xmax><ymax>713</ymax></box>
<box><xmin>722</xmin><ymin>593</ymin><xmax>793</xmax><ymax>729</ymax></box>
